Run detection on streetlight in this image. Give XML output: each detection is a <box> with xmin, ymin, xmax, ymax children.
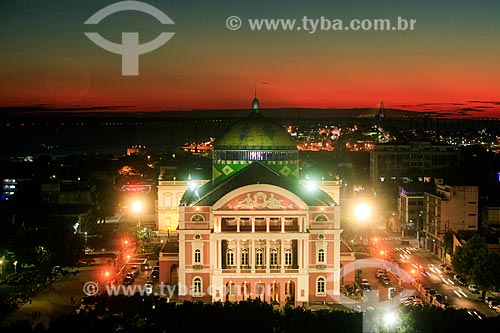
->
<box><xmin>132</xmin><ymin>200</ymin><xmax>142</xmax><ymax>227</ymax></box>
<box><xmin>354</xmin><ymin>203</ymin><xmax>371</xmax><ymax>245</ymax></box>
<box><xmin>13</xmin><ymin>260</ymin><xmax>18</xmax><ymax>273</ymax></box>
<box><xmin>0</xmin><ymin>259</ymin><xmax>3</xmax><ymax>275</ymax></box>
<box><xmin>354</xmin><ymin>203</ymin><xmax>371</xmax><ymax>221</ymax></box>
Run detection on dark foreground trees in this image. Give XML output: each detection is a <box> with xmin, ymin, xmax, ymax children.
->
<box><xmin>1</xmin><ymin>294</ymin><xmax>500</xmax><ymax>333</ymax></box>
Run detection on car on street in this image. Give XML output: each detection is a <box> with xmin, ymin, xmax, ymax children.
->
<box><xmin>360</xmin><ymin>278</ymin><xmax>371</xmax><ymax>290</ymax></box>
<box><xmin>382</xmin><ymin>276</ymin><xmax>391</xmax><ymax>285</ymax></box>
<box><xmin>454</xmin><ymin>274</ymin><xmax>467</xmax><ymax>286</ymax></box>
<box><xmin>376</xmin><ymin>269</ymin><xmax>385</xmax><ymax>278</ymax></box>
<box><xmin>468</xmin><ymin>285</ymin><xmax>480</xmax><ymax>293</ymax></box>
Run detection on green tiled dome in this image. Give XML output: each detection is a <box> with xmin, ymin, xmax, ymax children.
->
<box><xmin>215</xmin><ymin>112</ymin><xmax>297</xmax><ymax>150</ymax></box>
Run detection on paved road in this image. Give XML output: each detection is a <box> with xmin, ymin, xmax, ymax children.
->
<box><xmin>373</xmin><ymin>230</ymin><xmax>500</xmax><ymax>318</ymax></box>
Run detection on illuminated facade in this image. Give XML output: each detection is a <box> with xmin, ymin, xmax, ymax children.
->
<box><xmin>158</xmin><ymin>98</ymin><xmax>353</xmax><ymax>306</ymax></box>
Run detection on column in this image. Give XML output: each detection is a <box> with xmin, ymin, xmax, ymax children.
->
<box><xmin>297</xmin><ymin>239</ymin><xmax>303</xmax><ymax>270</ymax></box>
<box><xmin>281</xmin><ymin>217</ymin><xmax>285</xmax><ymax>233</ymax></box>
<box><xmin>251</xmin><ymin>239</ymin><xmax>255</xmax><ymax>273</ymax></box>
<box><xmin>280</xmin><ymin>239</ymin><xmax>285</xmax><ymax>273</ymax></box>
<box><xmin>236</xmin><ymin>239</ymin><xmax>241</xmax><ymax>273</ymax></box>
<box><xmin>252</xmin><ymin>217</ymin><xmax>255</xmax><ymax>233</ymax></box>
<box><xmin>266</xmin><ymin>217</ymin><xmax>270</xmax><ymax>232</ymax></box>
<box><xmin>266</xmin><ymin>240</ymin><xmax>270</xmax><ymax>273</ymax></box>
<box><xmin>217</xmin><ymin>239</ymin><xmax>221</xmax><ymax>270</ymax></box>
<box><xmin>237</xmin><ymin>217</ymin><xmax>240</xmax><ymax>233</ymax></box>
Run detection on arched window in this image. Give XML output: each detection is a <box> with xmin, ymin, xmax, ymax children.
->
<box><xmin>193</xmin><ymin>277</ymin><xmax>203</xmax><ymax>297</ymax></box>
<box><xmin>270</xmin><ymin>248</ymin><xmax>278</xmax><ymax>266</ymax></box>
<box><xmin>315</xmin><ymin>214</ymin><xmax>328</xmax><ymax>222</ymax></box>
<box><xmin>285</xmin><ymin>248</ymin><xmax>292</xmax><ymax>266</ymax></box>
<box><xmin>226</xmin><ymin>249</ymin><xmax>234</xmax><ymax>266</ymax></box>
<box><xmin>194</xmin><ymin>249</ymin><xmax>201</xmax><ymax>263</ymax></box>
<box><xmin>241</xmin><ymin>249</ymin><xmax>249</xmax><ymax>267</ymax></box>
<box><xmin>318</xmin><ymin>249</ymin><xmax>325</xmax><ymax>263</ymax></box>
<box><xmin>191</xmin><ymin>214</ymin><xmax>204</xmax><ymax>222</ymax></box>
<box><xmin>316</xmin><ymin>277</ymin><xmax>326</xmax><ymax>295</ymax></box>
<box><xmin>255</xmin><ymin>248</ymin><xmax>263</xmax><ymax>266</ymax></box>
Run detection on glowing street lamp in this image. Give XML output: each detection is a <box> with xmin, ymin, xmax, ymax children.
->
<box><xmin>131</xmin><ymin>200</ymin><xmax>143</xmax><ymax>227</ymax></box>
<box><xmin>132</xmin><ymin>200</ymin><xmax>142</xmax><ymax>213</ymax></box>
<box><xmin>354</xmin><ymin>203</ymin><xmax>371</xmax><ymax>221</ymax></box>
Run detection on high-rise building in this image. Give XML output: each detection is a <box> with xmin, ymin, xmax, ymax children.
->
<box><xmin>370</xmin><ymin>141</ymin><xmax>460</xmax><ymax>193</ymax></box>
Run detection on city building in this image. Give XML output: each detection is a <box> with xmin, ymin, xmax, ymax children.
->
<box><xmin>398</xmin><ymin>182</ymin><xmax>434</xmax><ymax>247</ymax></box>
<box><xmin>158</xmin><ymin>98</ymin><xmax>354</xmax><ymax>306</ymax></box>
<box><xmin>423</xmin><ymin>182</ymin><xmax>478</xmax><ymax>260</ymax></box>
<box><xmin>370</xmin><ymin>141</ymin><xmax>460</xmax><ymax>194</ymax></box>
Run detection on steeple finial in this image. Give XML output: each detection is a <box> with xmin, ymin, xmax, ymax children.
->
<box><xmin>252</xmin><ymin>83</ymin><xmax>260</xmax><ymax>113</ymax></box>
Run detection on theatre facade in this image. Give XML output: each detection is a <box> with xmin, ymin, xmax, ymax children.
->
<box><xmin>158</xmin><ymin>98</ymin><xmax>354</xmax><ymax>306</ymax></box>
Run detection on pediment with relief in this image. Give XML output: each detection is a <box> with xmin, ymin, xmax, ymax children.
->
<box><xmin>224</xmin><ymin>191</ymin><xmax>295</xmax><ymax>210</ymax></box>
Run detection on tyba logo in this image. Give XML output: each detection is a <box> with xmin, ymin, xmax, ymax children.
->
<box><xmin>84</xmin><ymin>1</ymin><xmax>175</xmax><ymax>76</ymax></box>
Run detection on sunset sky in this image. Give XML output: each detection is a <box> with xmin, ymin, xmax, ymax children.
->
<box><xmin>1</xmin><ymin>0</ymin><xmax>500</xmax><ymax>118</ymax></box>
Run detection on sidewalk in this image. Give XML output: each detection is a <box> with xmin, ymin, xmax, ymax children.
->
<box><xmin>1</xmin><ymin>267</ymin><xmax>96</xmax><ymax>329</ymax></box>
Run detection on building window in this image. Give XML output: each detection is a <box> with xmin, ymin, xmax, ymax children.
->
<box><xmin>241</xmin><ymin>249</ymin><xmax>249</xmax><ymax>266</ymax></box>
<box><xmin>315</xmin><ymin>214</ymin><xmax>328</xmax><ymax>222</ymax></box>
<box><xmin>193</xmin><ymin>277</ymin><xmax>203</xmax><ymax>297</ymax></box>
<box><xmin>194</xmin><ymin>249</ymin><xmax>201</xmax><ymax>263</ymax></box>
<box><xmin>316</xmin><ymin>277</ymin><xmax>326</xmax><ymax>295</ymax></box>
<box><xmin>227</xmin><ymin>249</ymin><xmax>234</xmax><ymax>266</ymax></box>
<box><xmin>194</xmin><ymin>234</ymin><xmax>201</xmax><ymax>240</ymax></box>
<box><xmin>191</xmin><ymin>214</ymin><xmax>204</xmax><ymax>222</ymax></box>
<box><xmin>318</xmin><ymin>234</ymin><xmax>325</xmax><ymax>240</ymax></box>
<box><xmin>318</xmin><ymin>249</ymin><xmax>325</xmax><ymax>263</ymax></box>
<box><xmin>270</xmin><ymin>249</ymin><xmax>278</xmax><ymax>266</ymax></box>
<box><xmin>256</xmin><ymin>249</ymin><xmax>263</xmax><ymax>266</ymax></box>
<box><xmin>285</xmin><ymin>250</ymin><xmax>292</xmax><ymax>266</ymax></box>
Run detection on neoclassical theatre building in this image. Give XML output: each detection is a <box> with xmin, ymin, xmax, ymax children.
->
<box><xmin>158</xmin><ymin>98</ymin><xmax>354</xmax><ymax>306</ymax></box>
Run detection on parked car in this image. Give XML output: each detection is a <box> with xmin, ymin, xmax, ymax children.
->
<box><xmin>468</xmin><ymin>285</ymin><xmax>480</xmax><ymax>293</ymax></box>
<box><xmin>488</xmin><ymin>300</ymin><xmax>500</xmax><ymax>310</ymax></box>
<box><xmin>443</xmin><ymin>266</ymin><xmax>453</xmax><ymax>274</ymax></box>
<box><xmin>360</xmin><ymin>279</ymin><xmax>371</xmax><ymax>290</ymax></box>
<box><xmin>484</xmin><ymin>296</ymin><xmax>498</xmax><ymax>305</ymax></box>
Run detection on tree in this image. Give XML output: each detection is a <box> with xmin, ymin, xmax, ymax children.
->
<box><xmin>451</xmin><ymin>234</ymin><xmax>489</xmax><ymax>296</ymax></box>
<box><xmin>443</xmin><ymin>230</ymin><xmax>453</xmax><ymax>255</ymax></box>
